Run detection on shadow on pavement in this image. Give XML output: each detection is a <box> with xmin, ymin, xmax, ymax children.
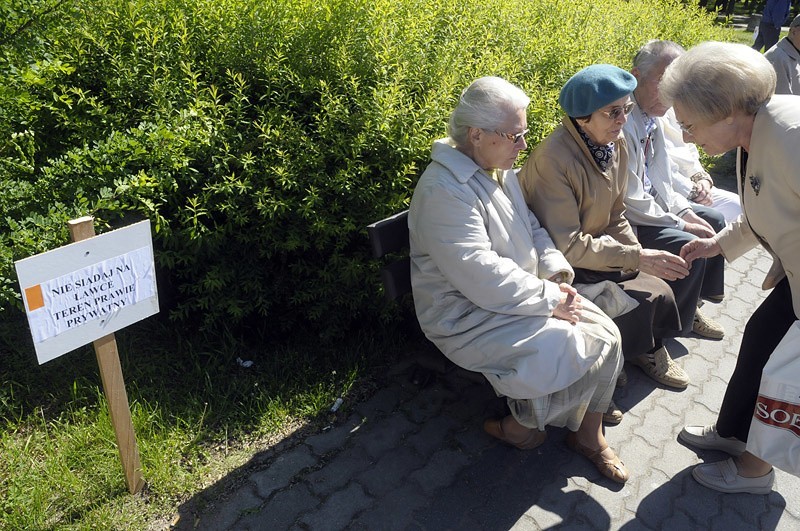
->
<box><xmin>622</xmin><ymin>466</ymin><xmax>787</xmax><ymax>530</ymax></box>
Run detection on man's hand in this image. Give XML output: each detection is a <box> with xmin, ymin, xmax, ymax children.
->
<box><xmin>692</xmin><ymin>179</ymin><xmax>713</xmax><ymax>206</ymax></box>
<box><xmin>638</xmin><ymin>248</ymin><xmax>690</xmax><ymax>280</ymax></box>
<box><xmin>681</xmin><ymin>210</ymin><xmax>716</xmax><ymax>238</ymax></box>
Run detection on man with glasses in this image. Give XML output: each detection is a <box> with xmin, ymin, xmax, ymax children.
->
<box><xmin>622</xmin><ymin>40</ymin><xmax>728</xmax><ymax>352</ymax></box>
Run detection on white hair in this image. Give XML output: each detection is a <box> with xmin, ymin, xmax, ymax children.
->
<box><xmin>448</xmin><ymin>76</ymin><xmax>530</xmax><ymax>147</ymax></box>
<box><xmin>660</xmin><ymin>41</ymin><xmax>775</xmax><ymax>123</ymax></box>
<box><xmin>633</xmin><ymin>40</ymin><xmax>685</xmax><ymax>76</ymax></box>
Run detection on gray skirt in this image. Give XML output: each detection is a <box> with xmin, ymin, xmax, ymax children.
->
<box><xmin>611</xmin><ymin>272</ymin><xmax>682</xmax><ymax>358</ymax></box>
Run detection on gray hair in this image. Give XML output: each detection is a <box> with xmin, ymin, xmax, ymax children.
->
<box><xmin>448</xmin><ymin>76</ymin><xmax>530</xmax><ymax>147</ymax></box>
<box><xmin>660</xmin><ymin>41</ymin><xmax>775</xmax><ymax>123</ymax></box>
<box><xmin>632</xmin><ymin>40</ymin><xmax>685</xmax><ymax>76</ymax></box>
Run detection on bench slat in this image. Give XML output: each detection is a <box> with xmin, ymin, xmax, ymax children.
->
<box><xmin>366</xmin><ymin>210</ymin><xmax>409</xmax><ymax>258</ymax></box>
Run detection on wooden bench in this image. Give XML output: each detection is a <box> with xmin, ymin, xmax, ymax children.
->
<box><xmin>366</xmin><ymin>210</ymin><xmax>412</xmax><ymax>303</ymax></box>
<box><xmin>367</xmin><ymin>210</ymin><xmax>486</xmax><ymax>383</ymax></box>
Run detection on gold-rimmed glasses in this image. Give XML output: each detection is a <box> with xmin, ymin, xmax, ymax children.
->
<box><xmin>493</xmin><ymin>128</ymin><xmax>529</xmax><ymax>143</ymax></box>
<box><xmin>599</xmin><ymin>101</ymin><xmax>635</xmax><ymax>121</ymax></box>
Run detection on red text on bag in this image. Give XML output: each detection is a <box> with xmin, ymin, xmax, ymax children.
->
<box><xmin>754</xmin><ymin>395</ymin><xmax>800</xmax><ymax>438</ymax></box>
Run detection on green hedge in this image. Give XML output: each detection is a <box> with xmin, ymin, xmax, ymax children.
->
<box><xmin>0</xmin><ymin>0</ymin><xmax>729</xmax><ymax>338</ymax></box>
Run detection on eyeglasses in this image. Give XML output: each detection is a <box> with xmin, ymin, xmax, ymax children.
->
<box><xmin>678</xmin><ymin>122</ymin><xmax>696</xmax><ymax>135</ymax></box>
<box><xmin>599</xmin><ymin>101</ymin><xmax>635</xmax><ymax>121</ymax></box>
<box><xmin>493</xmin><ymin>129</ymin><xmax>529</xmax><ymax>143</ymax></box>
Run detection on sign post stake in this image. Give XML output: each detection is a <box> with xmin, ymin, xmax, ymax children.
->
<box><xmin>68</xmin><ymin>216</ymin><xmax>144</xmax><ymax>495</ymax></box>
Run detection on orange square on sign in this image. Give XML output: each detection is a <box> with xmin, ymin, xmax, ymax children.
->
<box><xmin>25</xmin><ymin>285</ymin><xmax>44</xmax><ymax>311</ymax></box>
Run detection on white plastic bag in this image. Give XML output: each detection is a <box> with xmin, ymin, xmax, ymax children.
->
<box><xmin>746</xmin><ymin>320</ymin><xmax>800</xmax><ymax>476</ymax></box>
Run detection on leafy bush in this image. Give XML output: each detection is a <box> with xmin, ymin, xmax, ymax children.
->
<box><xmin>0</xmin><ymin>0</ymin><xmax>729</xmax><ymax>339</ymax></box>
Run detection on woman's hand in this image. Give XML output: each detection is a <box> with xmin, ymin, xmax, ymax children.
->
<box><xmin>680</xmin><ymin>237</ymin><xmax>722</xmax><ymax>267</ymax></box>
<box><xmin>553</xmin><ymin>283</ymin><xmax>582</xmax><ymax>325</ymax></box>
<box><xmin>638</xmin><ymin>248</ymin><xmax>690</xmax><ymax>280</ymax></box>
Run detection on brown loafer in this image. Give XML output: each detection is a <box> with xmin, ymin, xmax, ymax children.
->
<box><xmin>483</xmin><ymin>417</ymin><xmax>547</xmax><ymax>450</ymax></box>
<box><xmin>566</xmin><ymin>432</ymin><xmax>629</xmax><ymax>483</ymax></box>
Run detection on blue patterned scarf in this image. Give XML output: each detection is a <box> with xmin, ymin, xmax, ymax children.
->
<box><xmin>575</xmin><ymin>122</ymin><xmax>615</xmax><ymax>171</ymax></box>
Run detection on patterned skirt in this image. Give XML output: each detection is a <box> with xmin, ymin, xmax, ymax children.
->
<box><xmin>507</xmin><ymin>299</ymin><xmax>623</xmax><ymax>432</ymax></box>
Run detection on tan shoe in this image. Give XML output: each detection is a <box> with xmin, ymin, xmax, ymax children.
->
<box><xmin>483</xmin><ymin>417</ymin><xmax>547</xmax><ymax>450</ymax></box>
<box><xmin>566</xmin><ymin>431</ymin><xmax>629</xmax><ymax>483</ymax></box>
<box><xmin>630</xmin><ymin>347</ymin><xmax>690</xmax><ymax>389</ymax></box>
<box><xmin>603</xmin><ymin>400</ymin><xmax>623</xmax><ymax>425</ymax></box>
<box><xmin>693</xmin><ymin>309</ymin><xmax>724</xmax><ymax>339</ymax></box>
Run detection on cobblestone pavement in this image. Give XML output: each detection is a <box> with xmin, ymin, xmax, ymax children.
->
<box><xmin>176</xmin><ymin>246</ymin><xmax>800</xmax><ymax>530</ymax></box>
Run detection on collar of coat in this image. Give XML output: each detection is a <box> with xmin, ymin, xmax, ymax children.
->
<box><xmin>430</xmin><ymin>138</ymin><xmax>501</xmax><ymax>184</ymax></box>
<box><xmin>560</xmin><ymin>116</ymin><xmax>623</xmax><ymax>178</ymax></box>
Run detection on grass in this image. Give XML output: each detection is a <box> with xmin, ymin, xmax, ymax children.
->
<box><xmin>0</xmin><ymin>311</ymin><xmax>410</xmax><ymax>528</ymax></box>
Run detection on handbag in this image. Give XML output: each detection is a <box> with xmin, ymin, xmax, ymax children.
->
<box><xmin>746</xmin><ymin>320</ymin><xmax>800</xmax><ymax>476</ymax></box>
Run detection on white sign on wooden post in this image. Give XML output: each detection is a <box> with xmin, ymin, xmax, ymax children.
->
<box><xmin>14</xmin><ymin>217</ymin><xmax>157</xmax><ymax>494</ymax></box>
<box><xmin>15</xmin><ymin>219</ymin><xmax>159</xmax><ymax>364</ymax></box>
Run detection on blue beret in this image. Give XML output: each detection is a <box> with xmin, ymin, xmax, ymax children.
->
<box><xmin>559</xmin><ymin>64</ymin><xmax>637</xmax><ymax>117</ymax></box>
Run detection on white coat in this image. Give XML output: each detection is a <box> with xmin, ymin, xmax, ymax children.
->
<box><xmin>622</xmin><ymin>103</ymin><xmax>691</xmax><ymax>230</ymax></box>
<box><xmin>409</xmin><ymin>139</ymin><xmax>619</xmax><ymax>400</ymax></box>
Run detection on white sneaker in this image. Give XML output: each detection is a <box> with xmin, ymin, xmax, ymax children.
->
<box><xmin>678</xmin><ymin>424</ymin><xmax>746</xmax><ymax>455</ymax></box>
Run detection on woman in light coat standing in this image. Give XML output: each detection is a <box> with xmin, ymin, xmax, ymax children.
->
<box><xmin>409</xmin><ymin>76</ymin><xmax>628</xmax><ymax>483</ymax></box>
<box><xmin>662</xmin><ymin>41</ymin><xmax>800</xmax><ymax>494</ymax></box>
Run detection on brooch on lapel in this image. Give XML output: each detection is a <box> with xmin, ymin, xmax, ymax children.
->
<box><xmin>749</xmin><ymin>175</ymin><xmax>761</xmax><ymax>196</ymax></box>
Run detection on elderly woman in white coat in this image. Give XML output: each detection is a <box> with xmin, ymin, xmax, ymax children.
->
<box><xmin>409</xmin><ymin>77</ymin><xmax>628</xmax><ymax>483</ymax></box>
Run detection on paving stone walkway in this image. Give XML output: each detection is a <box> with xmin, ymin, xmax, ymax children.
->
<box><xmin>175</xmin><ymin>246</ymin><xmax>800</xmax><ymax>530</ymax></box>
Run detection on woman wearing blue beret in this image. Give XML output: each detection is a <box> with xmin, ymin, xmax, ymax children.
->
<box><xmin>519</xmin><ymin>64</ymin><xmax>697</xmax><ymax>394</ymax></box>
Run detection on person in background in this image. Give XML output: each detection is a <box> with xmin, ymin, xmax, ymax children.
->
<box><xmin>624</xmin><ymin>40</ymin><xmax>729</xmax><ymax>343</ymax></box>
<box><xmin>661</xmin><ymin>41</ymin><xmax>800</xmax><ymax>494</ymax></box>
<box><xmin>409</xmin><ymin>77</ymin><xmax>628</xmax><ymax>483</ymax></box>
<box><xmin>764</xmin><ymin>14</ymin><xmax>800</xmax><ymax>94</ymax></box>
<box><xmin>519</xmin><ymin>65</ymin><xmax>692</xmax><ymax>393</ymax></box>
<box><xmin>661</xmin><ymin>107</ymin><xmax>742</xmax><ymax>224</ymax></box>
<box><xmin>753</xmin><ymin>0</ymin><xmax>791</xmax><ymax>53</ymax></box>
<box><xmin>625</xmin><ymin>40</ymin><xmax>743</xmax><ymax>225</ymax></box>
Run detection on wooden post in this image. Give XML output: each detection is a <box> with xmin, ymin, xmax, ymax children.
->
<box><xmin>68</xmin><ymin>216</ymin><xmax>144</xmax><ymax>495</ymax></box>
